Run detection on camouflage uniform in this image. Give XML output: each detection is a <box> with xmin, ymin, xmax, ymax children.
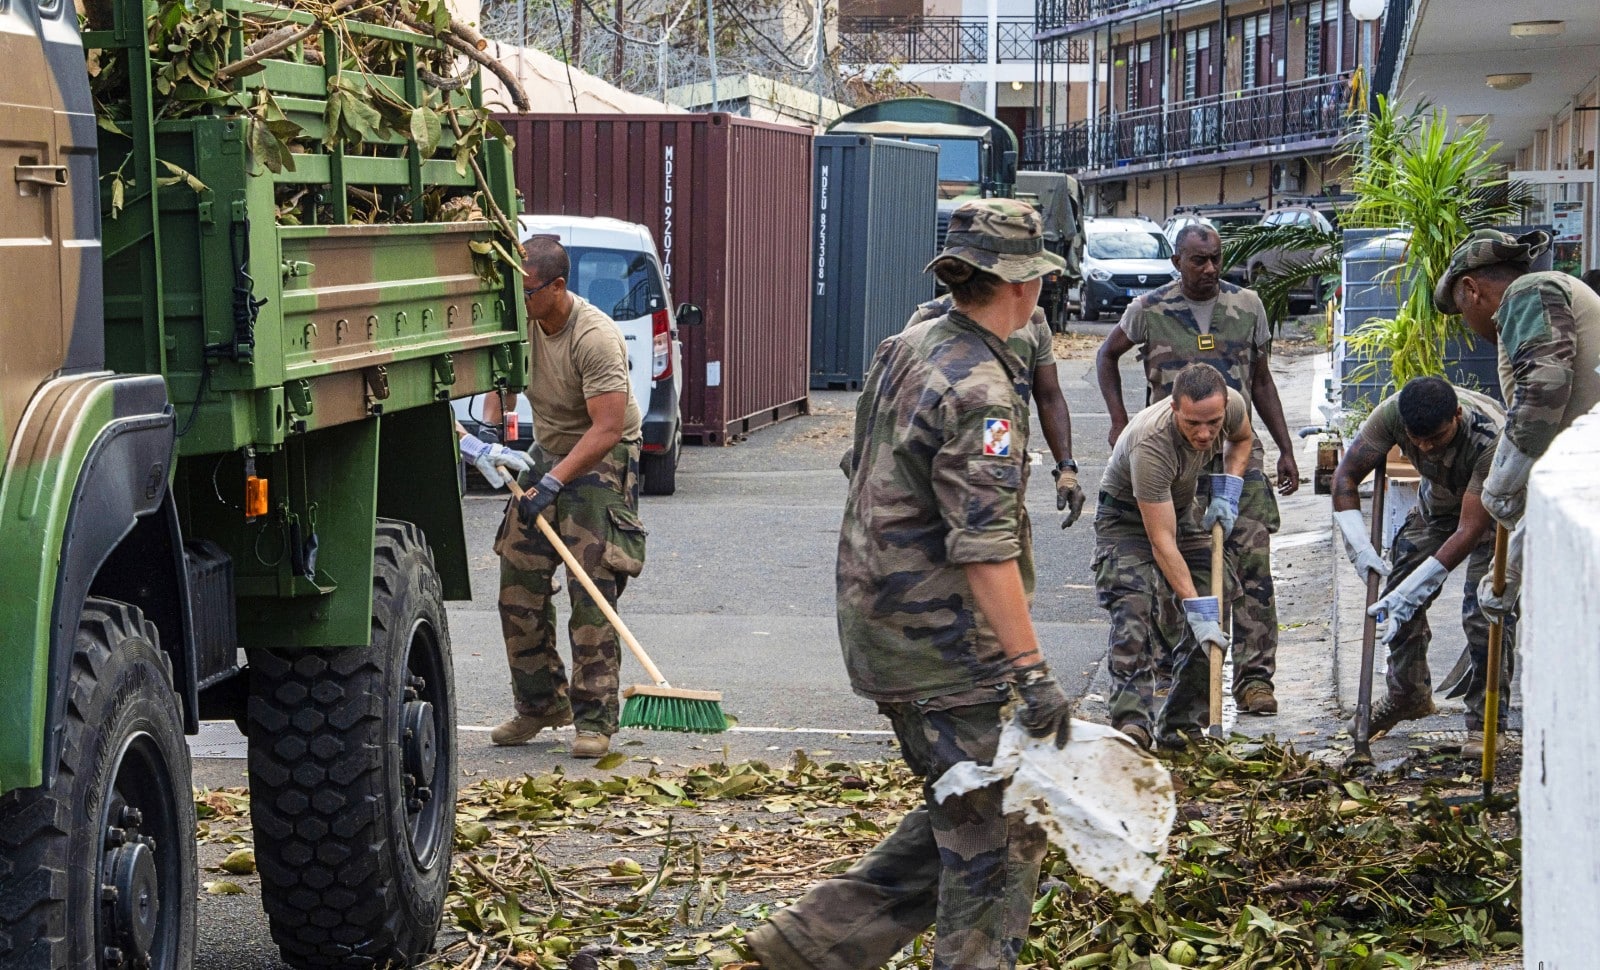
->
<box><xmin>1093</xmin><ymin>388</ymin><xmax>1248</xmax><ymax>742</ymax></box>
<box><xmin>494</xmin><ymin>442</ymin><xmax>646</xmax><ymax>736</ymax></box>
<box><xmin>908</xmin><ymin>298</ymin><xmax>1053</xmax><ymax>402</ymax></box>
<box><xmin>746</xmin><ymin>199</ymin><xmax>1064</xmax><ymax>970</ymax></box>
<box><xmin>1355</xmin><ymin>388</ymin><xmax>1512</xmax><ymax>728</ymax></box>
<box><xmin>1116</xmin><ymin>281</ymin><xmax>1279</xmax><ymax>702</ymax></box>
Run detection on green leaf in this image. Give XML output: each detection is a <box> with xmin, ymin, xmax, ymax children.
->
<box><xmin>204</xmin><ymin>880</ymin><xmax>245</xmax><ymax>895</ymax></box>
<box><xmin>218</xmin><ymin>848</ymin><xmax>256</xmax><ymax>874</ymax></box>
<box><xmin>410</xmin><ymin>106</ymin><xmax>442</xmax><ymax>155</ymax></box>
<box><xmin>594</xmin><ymin>751</ymin><xmax>628</xmax><ymax>770</ymax></box>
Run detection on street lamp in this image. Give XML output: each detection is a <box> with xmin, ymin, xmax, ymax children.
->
<box><xmin>1349</xmin><ymin>0</ymin><xmax>1386</xmax><ymax>109</ymax></box>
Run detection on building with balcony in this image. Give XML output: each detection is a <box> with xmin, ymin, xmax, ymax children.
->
<box><xmin>1028</xmin><ymin>0</ymin><xmax>1388</xmax><ymax>220</ymax></box>
<box><xmin>1382</xmin><ymin>0</ymin><xmax>1597</xmax><ymax>276</ymax></box>
<box><xmin>838</xmin><ymin>0</ymin><xmax>1094</xmax><ymax>146</ymax></box>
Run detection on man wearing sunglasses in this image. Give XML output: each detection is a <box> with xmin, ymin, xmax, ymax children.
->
<box><xmin>479</xmin><ymin>235</ymin><xmax>646</xmax><ymax>760</ymax></box>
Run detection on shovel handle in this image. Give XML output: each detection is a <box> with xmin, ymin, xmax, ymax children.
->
<box><xmin>1208</xmin><ymin>522</ymin><xmax>1225</xmax><ymax>738</ymax></box>
<box><xmin>1352</xmin><ymin>463</ymin><xmax>1387</xmax><ymax>760</ymax></box>
<box><xmin>1481</xmin><ymin>523</ymin><xmax>1510</xmax><ymax>798</ymax></box>
<box><xmin>506</xmin><ymin>481</ymin><xmax>671</xmax><ymax>688</ymax></box>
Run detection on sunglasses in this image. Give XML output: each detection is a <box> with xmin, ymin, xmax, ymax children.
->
<box><xmin>523</xmin><ymin>277</ymin><xmax>562</xmax><ymax>300</ymax></box>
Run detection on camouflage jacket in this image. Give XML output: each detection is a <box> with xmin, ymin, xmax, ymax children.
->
<box><xmin>1117</xmin><ymin>280</ymin><xmax>1271</xmax><ymax>411</ymax></box>
<box><xmin>1494</xmin><ymin>271</ymin><xmax>1600</xmax><ymax>459</ymax></box>
<box><xmin>908</xmin><ymin>296</ymin><xmax>1054</xmax><ymax>391</ymax></box>
<box><xmin>1356</xmin><ymin>387</ymin><xmax>1503</xmax><ymax>517</ymax></box>
<box><xmin>838</xmin><ymin>311</ymin><xmax>1034</xmax><ymax>703</ymax></box>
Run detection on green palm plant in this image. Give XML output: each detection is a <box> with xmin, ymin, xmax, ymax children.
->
<box><xmin>1221</xmin><ymin>221</ymin><xmax>1342</xmax><ymax>324</ymax></box>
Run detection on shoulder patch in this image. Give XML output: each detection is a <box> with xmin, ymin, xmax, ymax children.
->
<box><xmin>983</xmin><ymin>418</ymin><xmax>1012</xmax><ymax>456</ymax></box>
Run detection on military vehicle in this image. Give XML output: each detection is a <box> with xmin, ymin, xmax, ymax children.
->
<box><xmin>828</xmin><ymin>97</ymin><xmax>1083</xmax><ymax>329</ymax></box>
<box><xmin>0</xmin><ymin>1</ymin><xmax>527</xmax><ymax>967</ymax></box>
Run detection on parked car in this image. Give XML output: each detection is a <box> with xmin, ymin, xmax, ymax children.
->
<box><xmin>454</xmin><ymin>214</ymin><xmax>693</xmax><ymax>495</ymax></box>
<box><xmin>1246</xmin><ymin>198</ymin><xmax>1348</xmax><ymax>313</ymax></box>
<box><xmin>1163</xmin><ymin>203</ymin><xmax>1261</xmax><ymax>284</ymax></box>
<box><xmin>1072</xmin><ymin>217</ymin><xmax>1179</xmax><ymax>322</ymax></box>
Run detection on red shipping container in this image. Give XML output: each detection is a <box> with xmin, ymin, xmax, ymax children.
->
<box><xmin>499</xmin><ymin>113</ymin><xmax>813</xmax><ymax>445</ymax></box>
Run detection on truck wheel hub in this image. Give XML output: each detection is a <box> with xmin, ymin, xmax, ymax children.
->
<box><xmin>402</xmin><ymin>699</ymin><xmax>437</xmax><ymax>784</ymax></box>
<box><xmin>105</xmin><ymin>840</ymin><xmax>160</xmax><ymax>963</ymax></box>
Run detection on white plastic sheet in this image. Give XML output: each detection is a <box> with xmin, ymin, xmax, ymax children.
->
<box><xmin>931</xmin><ymin>718</ymin><xmax>1177</xmax><ymax>902</ymax></box>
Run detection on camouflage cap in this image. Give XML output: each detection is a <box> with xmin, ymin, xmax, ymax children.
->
<box><xmin>927</xmin><ymin>198</ymin><xmax>1067</xmax><ymax>283</ymax></box>
<box><xmin>1433</xmin><ymin>228</ymin><xmax>1552</xmax><ymax>314</ymax></box>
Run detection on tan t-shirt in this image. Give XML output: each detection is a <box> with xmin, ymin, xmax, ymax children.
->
<box><xmin>1101</xmin><ymin>387</ymin><xmax>1249</xmax><ymax>533</ymax></box>
<box><xmin>525</xmin><ymin>295</ymin><xmax>644</xmax><ymax>455</ymax></box>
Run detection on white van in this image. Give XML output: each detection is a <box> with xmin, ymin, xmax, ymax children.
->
<box><xmin>1072</xmin><ymin>217</ymin><xmax>1179</xmax><ymax>322</ymax></box>
<box><xmin>453</xmin><ymin>215</ymin><xmax>695</xmax><ymax>495</ymax></box>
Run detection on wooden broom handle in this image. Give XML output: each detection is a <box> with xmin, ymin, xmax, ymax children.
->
<box><xmin>1209</xmin><ymin>522</ymin><xmax>1226</xmax><ymax>736</ymax></box>
<box><xmin>506</xmin><ymin>481</ymin><xmax>671</xmax><ymax>688</ymax></box>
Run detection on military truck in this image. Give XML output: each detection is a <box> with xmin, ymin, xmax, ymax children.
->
<box><xmin>828</xmin><ymin>97</ymin><xmax>1082</xmax><ymax>329</ymax></box>
<box><xmin>0</xmin><ymin>1</ymin><xmax>527</xmax><ymax>967</ymax></box>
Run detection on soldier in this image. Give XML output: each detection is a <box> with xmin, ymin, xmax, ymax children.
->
<box><xmin>741</xmin><ymin>199</ymin><xmax>1073</xmax><ymax>970</ymax></box>
<box><xmin>905</xmin><ymin>300</ymin><xmax>1085</xmax><ymax>527</ymax></box>
<box><xmin>1094</xmin><ymin>224</ymin><xmax>1298</xmax><ymax>716</ymax></box>
<box><xmin>1093</xmin><ymin>362</ymin><xmax>1253</xmax><ymax>750</ymax></box>
<box><xmin>484</xmin><ymin>235</ymin><xmax>648</xmax><ymax>760</ymax></box>
<box><xmin>1434</xmin><ymin>229</ymin><xmax>1600</xmax><ymax>624</ymax></box>
<box><xmin>1330</xmin><ymin>377</ymin><xmax>1512</xmax><ymax>757</ymax></box>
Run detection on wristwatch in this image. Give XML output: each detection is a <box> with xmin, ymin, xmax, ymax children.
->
<box><xmin>1054</xmin><ymin>458</ymin><xmax>1079</xmax><ymax>475</ymax></box>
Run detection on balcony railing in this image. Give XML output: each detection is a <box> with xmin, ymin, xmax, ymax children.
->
<box><xmin>1022</xmin><ymin>71</ymin><xmax>1355</xmax><ymax>172</ymax></box>
<box><xmin>838</xmin><ymin>16</ymin><xmax>1087</xmax><ymax>65</ymax></box>
<box><xmin>1035</xmin><ymin>0</ymin><xmax>1151</xmax><ymax>32</ymax></box>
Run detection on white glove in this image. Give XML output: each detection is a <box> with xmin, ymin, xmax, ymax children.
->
<box><xmin>1334</xmin><ymin>508</ymin><xmax>1392</xmax><ymax>583</ymax></box>
<box><xmin>1182</xmin><ymin>595</ymin><xmax>1229</xmax><ymax>651</ymax></box>
<box><xmin>1481</xmin><ymin>437</ymin><xmax>1535</xmax><ymax>526</ymax></box>
<box><xmin>1477</xmin><ymin>525</ymin><xmax>1524</xmax><ymax>622</ymax></box>
<box><xmin>1368</xmin><ymin>557</ymin><xmax>1449</xmax><ymax>645</ymax></box>
<box><xmin>459</xmin><ymin>433</ymin><xmax>533</xmax><ymax>489</ymax></box>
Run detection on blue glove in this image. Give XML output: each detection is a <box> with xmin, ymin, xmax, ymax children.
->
<box><xmin>460</xmin><ymin>433</ymin><xmax>533</xmax><ymax>489</ymax></box>
<box><xmin>517</xmin><ymin>473</ymin><xmax>564</xmax><ymax>527</ymax></box>
<box><xmin>1182</xmin><ymin>595</ymin><xmax>1228</xmax><ymax>651</ymax></box>
<box><xmin>1202</xmin><ymin>474</ymin><xmax>1245</xmax><ymax>538</ymax></box>
<box><xmin>1368</xmin><ymin>557</ymin><xmax>1449</xmax><ymax>645</ymax></box>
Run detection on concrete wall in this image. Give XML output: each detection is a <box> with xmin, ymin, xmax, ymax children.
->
<box><xmin>1523</xmin><ymin>408</ymin><xmax>1600</xmax><ymax>968</ymax></box>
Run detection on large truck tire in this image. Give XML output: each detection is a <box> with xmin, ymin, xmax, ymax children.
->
<box><xmin>247</xmin><ymin>519</ymin><xmax>457</xmax><ymax>969</ymax></box>
<box><xmin>0</xmin><ymin>598</ymin><xmax>197</xmax><ymax>970</ymax></box>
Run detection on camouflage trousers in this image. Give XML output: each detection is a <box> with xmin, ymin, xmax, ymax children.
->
<box><xmin>744</xmin><ymin>687</ymin><xmax>1048</xmax><ymax>970</ymax></box>
<box><xmin>1196</xmin><ymin>449</ymin><xmax>1280</xmax><ymax>700</ymax></box>
<box><xmin>1094</xmin><ymin>515</ymin><xmax>1241</xmax><ymax>742</ymax></box>
<box><xmin>1381</xmin><ymin>506</ymin><xmax>1516</xmax><ymax>729</ymax></box>
<box><xmin>494</xmin><ymin>442</ymin><xmax>646</xmax><ymax>736</ymax></box>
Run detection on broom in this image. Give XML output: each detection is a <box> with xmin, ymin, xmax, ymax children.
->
<box><xmin>507</xmin><ymin>482</ymin><xmax>729</xmax><ymax>733</ymax></box>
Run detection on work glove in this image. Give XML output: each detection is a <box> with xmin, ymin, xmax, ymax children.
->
<box><xmin>1052</xmin><ymin>465</ymin><xmax>1086</xmax><ymax>529</ymax></box>
<box><xmin>459</xmin><ymin>433</ymin><xmax>534</xmax><ymax>489</ymax></box>
<box><xmin>1201</xmin><ymin>474</ymin><xmax>1245</xmax><ymax>539</ymax></box>
<box><xmin>1014</xmin><ymin>663</ymin><xmax>1073</xmax><ymax>749</ymax></box>
<box><xmin>1182</xmin><ymin>595</ymin><xmax>1228</xmax><ymax>652</ymax></box>
<box><xmin>1333</xmin><ymin>508</ymin><xmax>1392</xmax><ymax>583</ymax></box>
<box><xmin>1368</xmin><ymin>556</ymin><xmax>1449</xmax><ymax>645</ymax></box>
<box><xmin>1481</xmin><ymin>437</ymin><xmax>1536</xmax><ymax>526</ymax></box>
<box><xmin>1476</xmin><ymin>525</ymin><xmax>1524</xmax><ymax>623</ymax></box>
<box><xmin>517</xmin><ymin>472</ymin><xmax>564</xmax><ymax>527</ymax></box>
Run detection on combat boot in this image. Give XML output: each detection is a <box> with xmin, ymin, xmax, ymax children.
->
<box><xmin>1116</xmin><ymin>722</ymin><xmax>1153</xmax><ymax>751</ymax></box>
<box><xmin>572</xmin><ymin>731</ymin><xmax>611</xmax><ymax>759</ymax></box>
<box><xmin>1356</xmin><ymin>691</ymin><xmax>1437</xmax><ymax>740</ymax></box>
<box><xmin>1461</xmin><ymin>731</ymin><xmax>1505</xmax><ymax>760</ymax></box>
<box><xmin>1238</xmin><ymin>682</ymin><xmax>1278</xmax><ymax>716</ymax></box>
<box><xmin>490</xmin><ymin>710</ymin><xmax>572</xmax><ymax>746</ymax></box>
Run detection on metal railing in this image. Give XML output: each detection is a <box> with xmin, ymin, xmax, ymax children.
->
<box><xmin>1035</xmin><ymin>0</ymin><xmax>1154</xmax><ymax>32</ymax></box>
<box><xmin>1371</xmin><ymin>0</ymin><xmax>1414</xmax><ymax>102</ymax></box>
<box><xmin>1022</xmin><ymin>71</ymin><xmax>1355</xmax><ymax>172</ymax></box>
<box><xmin>838</xmin><ymin>15</ymin><xmax>1087</xmax><ymax>65</ymax></box>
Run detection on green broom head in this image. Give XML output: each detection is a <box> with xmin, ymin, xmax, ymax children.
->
<box><xmin>621</xmin><ymin>684</ymin><xmax>729</xmax><ymax>734</ymax></box>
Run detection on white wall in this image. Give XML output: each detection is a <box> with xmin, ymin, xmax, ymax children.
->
<box><xmin>1523</xmin><ymin>406</ymin><xmax>1600</xmax><ymax>967</ymax></box>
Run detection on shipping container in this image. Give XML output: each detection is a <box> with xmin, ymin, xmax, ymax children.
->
<box><xmin>500</xmin><ymin>113</ymin><xmax>813</xmax><ymax>444</ymax></box>
<box><xmin>1338</xmin><ymin>227</ymin><xmax>1553</xmax><ymax>407</ymax></box>
<box><xmin>810</xmin><ymin>135</ymin><xmax>939</xmax><ymax>389</ymax></box>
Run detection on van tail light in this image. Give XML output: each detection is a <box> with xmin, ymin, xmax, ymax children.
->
<box><xmin>651</xmin><ymin>309</ymin><xmax>671</xmax><ymax>380</ymax></box>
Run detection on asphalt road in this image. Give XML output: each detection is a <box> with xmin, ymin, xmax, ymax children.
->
<box><xmin>189</xmin><ymin>329</ymin><xmax>1156</xmax><ymax>967</ymax></box>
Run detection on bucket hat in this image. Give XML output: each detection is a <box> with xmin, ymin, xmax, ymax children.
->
<box><xmin>927</xmin><ymin>198</ymin><xmax>1066</xmax><ymax>283</ymax></box>
<box><xmin>1433</xmin><ymin>228</ymin><xmax>1551</xmax><ymax>313</ymax></box>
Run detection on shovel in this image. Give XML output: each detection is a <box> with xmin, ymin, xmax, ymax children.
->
<box><xmin>1479</xmin><ymin>523</ymin><xmax>1510</xmax><ymax>800</ymax></box>
<box><xmin>1208</xmin><ymin>522</ymin><xmax>1225</xmax><ymax>740</ymax></box>
<box><xmin>1349</xmin><ymin>462</ymin><xmax>1388</xmax><ymax>767</ymax></box>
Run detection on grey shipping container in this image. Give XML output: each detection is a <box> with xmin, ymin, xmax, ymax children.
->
<box><xmin>810</xmin><ymin>135</ymin><xmax>939</xmax><ymax>389</ymax></box>
<box><xmin>1337</xmin><ymin>226</ymin><xmax>1553</xmax><ymax>407</ymax></box>
<box><xmin>498</xmin><ymin>113</ymin><xmax>813</xmax><ymax>445</ymax></box>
